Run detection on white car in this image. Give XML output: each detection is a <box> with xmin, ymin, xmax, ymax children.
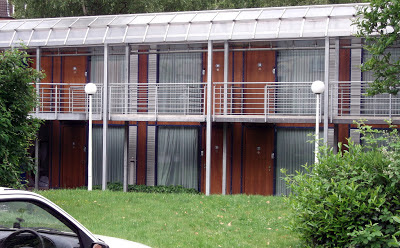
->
<box><xmin>0</xmin><ymin>187</ymin><xmax>150</xmax><ymax>248</ymax></box>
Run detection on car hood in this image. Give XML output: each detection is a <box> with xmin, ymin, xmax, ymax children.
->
<box><xmin>95</xmin><ymin>234</ymin><xmax>151</xmax><ymax>248</ymax></box>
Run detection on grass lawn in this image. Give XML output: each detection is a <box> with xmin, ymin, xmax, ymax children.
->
<box><xmin>39</xmin><ymin>190</ymin><xmax>299</xmax><ymax>248</ymax></box>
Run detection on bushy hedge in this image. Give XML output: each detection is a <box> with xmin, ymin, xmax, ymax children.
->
<box><xmin>0</xmin><ymin>48</ymin><xmax>43</xmax><ymax>187</ymax></box>
<box><xmin>283</xmin><ymin>122</ymin><xmax>400</xmax><ymax>247</ymax></box>
<box><xmin>84</xmin><ymin>182</ymin><xmax>200</xmax><ymax>194</ymax></box>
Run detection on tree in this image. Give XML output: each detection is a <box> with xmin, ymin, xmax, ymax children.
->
<box><xmin>0</xmin><ymin>48</ymin><xmax>43</xmax><ymax>187</ymax></box>
<box><xmin>355</xmin><ymin>0</ymin><xmax>400</xmax><ymax>95</ymax></box>
<box><xmin>11</xmin><ymin>0</ymin><xmax>363</xmax><ymax>18</ymax></box>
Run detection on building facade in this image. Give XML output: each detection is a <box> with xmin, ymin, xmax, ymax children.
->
<box><xmin>0</xmin><ymin>3</ymin><xmax>399</xmax><ymax>195</ymax></box>
<box><xmin>0</xmin><ymin>0</ymin><xmax>12</xmax><ymax>19</ymax></box>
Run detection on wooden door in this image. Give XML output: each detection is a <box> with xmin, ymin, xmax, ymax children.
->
<box><xmin>243</xmin><ymin>126</ymin><xmax>274</xmax><ymax>195</ymax></box>
<box><xmin>245</xmin><ymin>50</ymin><xmax>275</xmax><ymax>114</ymax></box>
<box><xmin>61</xmin><ymin>56</ymin><xmax>87</xmax><ymax>113</ymax></box>
<box><xmin>60</xmin><ymin>124</ymin><xmax>86</xmax><ymax>188</ymax></box>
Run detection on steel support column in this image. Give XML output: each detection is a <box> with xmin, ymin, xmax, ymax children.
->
<box><xmin>324</xmin><ymin>37</ymin><xmax>330</xmax><ymax>143</ymax></box>
<box><xmin>123</xmin><ymin>122</ymin><xmax>129</xmax><ymax>192</ymax></box>
<box><xmin>222</xmin><ymin>41</ymin><xmax>228</xmax><ymax>195</ymax></box>
<box><xmin>102</xmin><ymin>44</ymin><xmax>109</xmax><ymax>191</ymax></box>
<box><xmin>206</xmin><ymin>40</ymin><xmax>213</xmax><ymax>196</ymax></box>
<box><xmin>123</xmin><ymin>44</ymin><xmax>130</xmax><ymax>192</ymax></box>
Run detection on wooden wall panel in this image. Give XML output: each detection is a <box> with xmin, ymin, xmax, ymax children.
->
<box><xmin>50</xmin><ymin>121</ymin><xmax>61</xmax><ymax>188</ymax></box>
<box><xmin>136</xmin><ymin>122</ymin><xmax>147</xmax><ymax>185</ymax></box>
<box><xmin>337</xmin><ymin>124</ymin><xmax>349</xmax><ymax>149</ymax></box>
<box><xmin>231</xmin><ymin>123</ymin><xmax>243</xmax><ymax>194</ymax></box>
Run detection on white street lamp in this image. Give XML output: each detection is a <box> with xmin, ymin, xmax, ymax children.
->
<box><xmin>85</xmin><ymin>83</ymin><xmax>97</xmax><ymax>191</ymax></box>
<box><xmin>311</xmin><ymin>80</ymin><xmax>325</xmax><ymax>164</ymax></box>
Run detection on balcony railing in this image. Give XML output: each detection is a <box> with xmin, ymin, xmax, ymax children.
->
<box><xmin>31</xmin><ymin>82</ymin><xmax>102</xmax><ymax>119</ymax></box>
<box><xmin>29</xmin><ymin>81</ymin><xmax>400</xmax><ymax>122</ymax></box>
<box><xmin>330</xmin><ymin>81</ymin><xmax>400</xmax><ymax>120</ymax></box>
<box><xmin>213</xmin><ymin>82</ymin><xmax>322</xmax><ymax>120</ymax></box>
<box><xmin>109</xmin><ymin>82</ymin><xmax>205</xmax><ymax>117</ymax></box>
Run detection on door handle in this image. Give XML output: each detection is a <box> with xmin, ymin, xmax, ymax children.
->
<box><xmin>268</xmin><ymin>165</ymin><xmax>271</xmax><ymax>172</ymax></box>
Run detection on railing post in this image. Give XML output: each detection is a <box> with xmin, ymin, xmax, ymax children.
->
<box><xmin>212</xmin><ymin>86</ymin><xmax>215</xmax><ymax>121</ymax></box>
<box><xmin>224</xmin><ymin>41</ymin><xmax>228</xmax><ymax>116</ymax></box>
<box><xmin>264</xmin><ymin>85</ymin><xmax>268</xmax><ymax>122</ymax></box>
<box><xmin>36</xmin><ymin>47</ymin><xmax>40</xmax><ymax>116</ymax></box>
<box><xmin>125</xmin><ymin>44</ymin><xmax>130</xmax><ymax>115</ymax></box>
<box><xmin>55</xmin><ymin>85</ymin><xmax>58</xmax><ymax>119</ymax></box>
<box><xmin>155</xmin><ymin>85</ymin><xmax>158</xmax><ymax>118</ymax></box>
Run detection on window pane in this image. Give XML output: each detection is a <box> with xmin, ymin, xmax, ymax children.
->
<box><xmin>275</xmin><ymin>128</ymin><xmax>314</xmax><ymax>196</ymax></box>
<box><xmin>276</xmin><ymin>49</ymin><xmax>324</xmax><ymax>114</ymax></box>
<box><xmin>157</xmin><ymin>126</ymin><xmax>199</xmax><ymax>190</ymax></box>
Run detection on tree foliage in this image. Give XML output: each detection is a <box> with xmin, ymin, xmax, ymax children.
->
<box><xmin>0</xmin><ymin>48</ymin><xmax>43</xmax><ymax>188</ymax></box>
<box><xmin>10</xmin><ymin>0</ymin><xmax>363</xmax><ymax>18</ymax></box>
<box><xmin>355</xmin><ymin>0</ymin><xmax>400</xmax><ymax>95</ymax></box>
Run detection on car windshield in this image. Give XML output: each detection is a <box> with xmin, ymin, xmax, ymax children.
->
<box><xmin>0</xmin><ymin>200</ymin><xmax>76</xmax><ymax>236</ymax></box>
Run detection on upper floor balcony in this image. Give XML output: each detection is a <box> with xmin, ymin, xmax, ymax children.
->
<box><xmin>30</xmin><ymin>81</ymin><xmax>400</xmax><ymax>124</ymax></box>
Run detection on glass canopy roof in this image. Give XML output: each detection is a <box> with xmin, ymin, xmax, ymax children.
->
<box><xmin>0</xmin><ymin>3</ymin><xmax>367</xmax><ymax>48</ymax></box>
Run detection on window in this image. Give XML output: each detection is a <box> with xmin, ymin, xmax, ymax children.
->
<box><xmin>276</xmin><ymin>49</ymin><xmax>324</xmax><ymax>114</ymax></box>
<box><xmin>157</xmin><ymin>126</ymin><xmax>199</xmax><ymax>189</ymax></box>
<box><xmin>158</xmin><ymin>53</ymin><xmax>203</xmax><ymax>114</ymax></box>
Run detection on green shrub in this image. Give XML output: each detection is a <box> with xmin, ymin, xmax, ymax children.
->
<box><xmin>0</xmin><ymin>48</ymin><xmax>43</xmax><ymax>188</ymax></box>
<box><xmin>83</xmin><ymin>182</ymin><xmax>200</xmax><ymax>194</ymax></box>
<box><xmin>283</xmin><ymin>122</ymin><xmax>400</xmax><ymax>247</ymax></box>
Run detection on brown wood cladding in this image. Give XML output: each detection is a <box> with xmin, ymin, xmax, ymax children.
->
<box><xmin>231</xmin><ymin>123</ymin><xmax>243</xmax><ymax>194</ymax></box>
<box><xmin>136</xmin><ymin>122</ymin><xmax>147</xmax><ymax>185</ymax></box>
<box><xmin>50</xmin><ymin>121</ymin><xmax>61</xmax><ymax>188</ymax></box>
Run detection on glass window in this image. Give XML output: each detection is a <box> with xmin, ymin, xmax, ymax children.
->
<box><xmin>276</xmin><ymin>48</ymin><xmax>325</xmax><ymax>114</ymax></box>
<box><xmin>157</xmin><ymin>126</ymin><xmax>199</xmax><ymax>190</ymax></box>
<box><xmin>0</xmin><ymin>201</ymin><xmax>75</xmax><ymax>233</ymax></box>
<box><xmin>158</xmin><ymin>52</ymin><xmax>203</xmax><ymax>114</ymax></box>
<box><xmin>0</xmin><ymin>200</ymin><xmax>79</xmax><ymax>247</ymax></box>
<box><xmin>361</xmin><ymin>48</ymin><xmax>400</xmax><ymax>116</ymax></box>
<box><xmin>275</xmin><ymin>128</ymin><xmax>314</xmax><ymax>196</ymax></box>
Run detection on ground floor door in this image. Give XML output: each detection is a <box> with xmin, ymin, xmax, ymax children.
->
<box><xmin>60</xmin><ymin>124</ymin><xmax>86</xmax><ymax>188</ymax></box>
<box><xmin>243</xmin><ymin>126</ymin><xmax>274</xmax><ymax>195</ymax></box>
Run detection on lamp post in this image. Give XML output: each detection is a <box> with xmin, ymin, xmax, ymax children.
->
<box><xmin>311</xmin><ymin>80</ymin><xmax>325</xmax><ymax>164</ymax></box>
<box><xmin>85</xmin><ymin>83</ymin><xmax>97</xmax><ymax>191</ymax></box>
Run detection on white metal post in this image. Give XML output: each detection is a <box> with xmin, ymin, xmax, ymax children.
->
<box><xmin>312</xmin><ymin>80</ymin><xmax>325</xmax><ymax>164</ymax></box>
<box><xmin>324</xmin><ymin>37</ymin><xmax>330</xmax><ymax>144</ymax></box>
<box><xmin>88</xmin><ymin>94</ymin><xmax>93</xmax><ymax>191</ymax></box>
<box><xmin>222</xmin><ymin>41</ymin><xmax>228</xmax><ymax>195</ymax></box>
<box><xmin>206</xmin><ymin>40</ymin><xmax>213</xmax><ymax>196</ymax></box>
<box><xmin>102</xmin><ymin>44</ymin><xmax>109</xmax><ymax>191</ymax></box>
<box><xmin>85</xmin><ymin>83</ymin><xmax>97</xmax><ymax>191</ymax></box>
<box><xmin>123</xmin><ymin>44</ymin><xmax>130</xmax><ymax>192</ymax></box>
<box><xmin>315</xmin><ymin>93</ymin><xmax>320</xmax><ymax>164</ymax></box>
